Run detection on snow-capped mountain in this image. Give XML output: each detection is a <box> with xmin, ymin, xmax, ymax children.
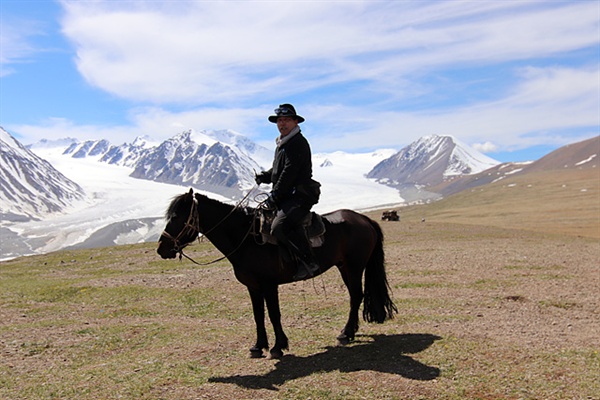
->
<box><xmin>98</xmin><ymin>136</ymin><xmax>157</xmax><ymax>167</ymax></box>
<box><xmin>52</xmin><ymin>129</ymin><xmax>272</xmax><ymax>199</ymax></box>
<box><xmin>0</xmin><ymin>128</ymin><xmax>85</xmax><ymax>222</ymax></box>
<box><xmin>434</xmin><ymin>135</ymin><xmax>599</xmax><ymax>197</ymax></box>
<box><xmin>367</xmin><ymin>135</ymin><xmax>499</xmax><ymax>202</ymax></box>
<box><xmin>5</xmin><ymin>123</ymin><xmax>593</xmax><ymax>263</ymax></box>
<box><xmin>2</xmin><ymin>129</ymin><xmax>507</xmax><ymax>261</ymax></box>
<box><xmin>1</xmin><ymin>132</ymin><xmax>402</xmax><ymax>260</ymax></box>
<box><xmin>64</xmin><ymin>139</ymin><xmax>112</xmax><ymax>158</ymax></box>
<box><xmin>62</xmin><ymin>136</ymin><xmax>156</xmax><ymax>167</ymax></box>
<box><xmin>203</xmin><ymin>129</ymin><xmax>273</xmax><ymax>167</ymax></box>
<box><xmin>130</xmin><ymin>130</ymin><xmax>266</xmax><ymax>199</ymax></box>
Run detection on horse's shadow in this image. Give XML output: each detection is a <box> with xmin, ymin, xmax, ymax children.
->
<box><xmin>208</xmin><ymin>333</ymin><xmax>442</xmax><ymax>391</ymax></box>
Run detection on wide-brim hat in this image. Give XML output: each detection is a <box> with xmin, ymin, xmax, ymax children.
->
<box><xmin>268</xmin><ymin>103</ymin><xmax>305</xmax><ymax>123</ymax></box>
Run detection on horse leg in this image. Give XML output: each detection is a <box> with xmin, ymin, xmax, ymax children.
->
<box><xmin>263</xmin><ymin>285</ymin><xmax>288</xmax><ymax>359</ymax></box>
<box><xmin>337</xmin><ymin>264</ymin><xmax>364</xmax><ymax>346</ymax></box>
<box><xmin>248</xmin><ymin>288</ymin><xmax>268</xmax><ymax>358</ymax></box>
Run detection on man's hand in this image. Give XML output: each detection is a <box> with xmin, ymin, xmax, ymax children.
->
<box><xmin>255</xmin><ymin>170</ymin><xmax>269</xmax><ymax>185</ymax></box>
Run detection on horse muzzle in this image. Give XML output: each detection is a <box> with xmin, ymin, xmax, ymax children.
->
<box><xmin>157</xmin><ymin>240</ymin><xmax>178</xmax><ymax>259</ymax></box>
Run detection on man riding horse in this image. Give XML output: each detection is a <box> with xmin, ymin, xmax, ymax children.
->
<box><xmin>255</xmin><ymin>104</ymin><xmax>322</xmax><ymax>280</ymax></box>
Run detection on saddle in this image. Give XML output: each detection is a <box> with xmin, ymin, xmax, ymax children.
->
<box><xmin>258</xmin><ymin>208</ymin><xmax>326</xmax><ymax>247</ymax></box>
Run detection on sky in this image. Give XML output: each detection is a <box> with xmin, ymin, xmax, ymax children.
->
<box><xmin>1</xmin><ymin>0</ymin><xmax>599</xmax><ymax>162</ymax></box>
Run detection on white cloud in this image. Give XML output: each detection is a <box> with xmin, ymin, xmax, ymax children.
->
<box><xmin>308</xmin><ymin>65</ymin><xmax>600</xmax><ymax>152</ymax></box>
<box><xmin>0</xmin><ymin>17</ymin><xmax>44</xmax><ymax>77</ymax></box>
<box><xmin>10</xmin><ymin>107</ymin><xmax>274</xmax><ymax>146</ymax></box>
<box><xmin>10</xmin><ymin>117</ymin><xmax>144</xmax><ymax>145</ymax></box>
<box><xmin>127</xmin><ymin>106</ymin><xmax>270</xmax><ymax>141</ymax></box>
<box><xmin>8</xmin><ymin>0</ymin><xmax>599</xmax><ymax>157</ymax></box>
<box><xmin>472</xmin><ymin>141</ymin><xmax>498</xmax><ymax>153</ymax></box>
<box><xmin>59</xmin><ymin>1</ymin><xmax>599</xmax><ymax>105</ymax></box>
<box><xmin>12</xmin><ymin>63</ymin><xmax>598</xmax><ymax>156</ymax></box>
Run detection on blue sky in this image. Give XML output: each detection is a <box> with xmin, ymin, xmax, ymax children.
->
<box><xmin>1</xmin><ymin>0</ymin><xmax>598</xmax><ymax>162</ymax></box>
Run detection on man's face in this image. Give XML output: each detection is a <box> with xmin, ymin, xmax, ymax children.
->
<box><xmin>276</xmin><ymin>117</ymin><xmax>298</xmax><ymax>137</ymax></box>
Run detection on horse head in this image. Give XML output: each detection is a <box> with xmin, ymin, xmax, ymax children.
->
<box><xmin>157</xmin><ymin>188</ymin><xmax>200</xmax><ymax>259</ymax></box>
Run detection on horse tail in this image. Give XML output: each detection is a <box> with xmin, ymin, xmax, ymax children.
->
<box><xmin>362</xmin><ymin>219</ymin><xmax>398</xmax><ymax>323</ymax></box>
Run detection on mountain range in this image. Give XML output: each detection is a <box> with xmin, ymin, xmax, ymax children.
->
<box><xmin>57</xmin><ymin>129</ymin><xmax>272</xmax><ymax>199</ymax></box>
<box><xmin>129</xmin><ymin>130</ymin><xmax>268</xmax><ymax>199</ymax></box>
<box><xmin>1</xmin><ymin>126</ymin><xmax>597</xmax><ymax>260</ymax></box>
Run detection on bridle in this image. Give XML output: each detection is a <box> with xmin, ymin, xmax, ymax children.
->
<box><xmin>160</xmin><ymin>188</ymin><xmax>262</xmax><ymax>265</ymax></box>
<box><xmin>161</xmin><ymin>195</ymin><xmax>201</xmax><ymax>257</ymax></box>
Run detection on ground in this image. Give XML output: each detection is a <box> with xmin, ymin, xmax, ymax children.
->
<box><xmin>1</xmin><ymin>220</ymin><xmax>598</xmax><ymax>399</ymax></box>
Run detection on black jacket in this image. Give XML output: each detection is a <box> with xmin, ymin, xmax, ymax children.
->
<box><xmin>257</xmin><ymin>132</ymin><xmax>320</xmax><ymax>206</ymax></box>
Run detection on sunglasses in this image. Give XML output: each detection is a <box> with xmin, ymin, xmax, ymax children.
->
<box><xmin>274</xmin><ymin>107</ymin><xmax>294</xmax><ymax>116</ymax></box>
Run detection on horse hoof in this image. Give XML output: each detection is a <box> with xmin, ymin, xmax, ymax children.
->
<box><xmin>249</xmin><ymin>347</ymin><xmax>264</xmax><ymax>358</ymax></box>
<box><xmin>269</xmin><ymin>349</ymin><xmax>284</xmax><ymax>360</ymax></box>
<box><xmin>337</xmin><ymin>334</ymin><xmax>350</xmax><ymax>346</ymax></box>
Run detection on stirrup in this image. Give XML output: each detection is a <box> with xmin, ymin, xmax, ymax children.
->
<box><xmin>293</xmin><ymin>260</ymin><xmax>320</xmax><ymax>281</ymax></box>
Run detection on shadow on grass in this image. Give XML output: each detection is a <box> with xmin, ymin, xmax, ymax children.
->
<box><xmin>209</xmin><ymin>333</ymin><xmax>442</xmax><ymax>390</ymax></box>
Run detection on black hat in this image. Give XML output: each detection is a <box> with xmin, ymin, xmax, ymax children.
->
<box><xmin>268</xmin><ymin>104</ymin><xmax>305</xmax><ymax>123</ymax></box>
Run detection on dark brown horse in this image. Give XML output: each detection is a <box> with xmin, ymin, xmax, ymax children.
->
<box><xmin>157</xmin><ymin>188</ymin><xmax>397</xmax><ymax>359</ymax></box>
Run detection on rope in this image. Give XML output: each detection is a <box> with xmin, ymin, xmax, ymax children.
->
<box><xmin>174</xmin><ymin>186</ymin><xmax>262</xmax><ymax>266</ymax></box>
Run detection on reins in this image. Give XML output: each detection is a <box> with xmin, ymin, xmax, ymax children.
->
<box><xmin>160</xmin><ymin>195</ymin><xmax>200</xmax><ymax>254</ymax></box>
<box><xmin>164</xmin><ymin>187</ymin><xmax>262</xmax><ymax>266</ymax></box>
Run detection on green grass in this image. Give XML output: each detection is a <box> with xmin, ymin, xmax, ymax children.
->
<box><xmin>1</xmin><ymin>223</ymin><xmax>598</xmax><ymax>399</ymax></box>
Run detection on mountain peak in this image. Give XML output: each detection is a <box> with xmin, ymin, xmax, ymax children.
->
<box><xmin>366</xmin><ymin>135</ymin><xmax>499</xmax><ymax>202</ymax></box>
<box><xmin>1</xmin><ymin>128</ymin><xmax>85</xmax><ymax>221</ymax></box>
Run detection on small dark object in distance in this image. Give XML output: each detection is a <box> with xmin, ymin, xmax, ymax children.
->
<box><xmin>381</xmin><ymin>210</ymin><xmax>399</xmax><ymax>221</ymax></box>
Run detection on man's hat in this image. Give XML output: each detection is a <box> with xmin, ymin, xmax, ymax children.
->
<box><xmin>268</xmin><ymin>104</ymin><xmax>305</xmax><ymax>123</ymax></box>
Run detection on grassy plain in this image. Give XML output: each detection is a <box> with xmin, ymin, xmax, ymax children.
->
<box><xmin>1</xmin><ymin>167</ymin><xmax>599</xmax><ymax>399</ymax></box>
<box><xmin>2</xmin><ymin>223</ymin><xmax>598</xmax><ymax>399</ymax></box>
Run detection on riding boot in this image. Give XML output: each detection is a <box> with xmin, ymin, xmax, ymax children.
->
<box><xmin>286</xmin><ymin>228</ymin><xmax>320</xmax><ymax>281</ymax></box>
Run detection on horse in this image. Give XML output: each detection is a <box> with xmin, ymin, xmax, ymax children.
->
<box><xmin>157</xmin><ymin>188</ymin><xmax>397</xmax><ymax>359</ymax></box>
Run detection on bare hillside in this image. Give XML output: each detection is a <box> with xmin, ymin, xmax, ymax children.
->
<box><xmin>523</xmin><ymin>135</ymin><xmax>599</xmax><ymax>173</ymax></box>
<box><xmin>393</xmin><ymin>167</ymin><xmax>599</xmax><ymax>238</ymax></box>
<box><xmin>431</xmin><ymin>135</ymin><xmax>599</xmax><ymax>198</ymax></box>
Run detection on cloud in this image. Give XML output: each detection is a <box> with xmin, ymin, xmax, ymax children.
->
<box><xmin>9</xmin><ymin>0</ymin><xmax>599</xmax><ymax>157</ymax></box>
<box><xmin>0</xmin><ymin>16</ymin><xmax>44</xmax><ymax>77</ymax></box>
<box><xmin>9</xmin><ymin>117</ymin><xmax>138</xmax><ymax>144</ymax></box>
<box><xmin>308</xmin><ymin>65</ymin><xmax>600</xmax><ymax>152</ymax></box>
<box><xmin>127</xmin><ymin>106</ymin><xmax>270</xmax><ymax>141</ymax></box>
<box><xmin>9</xmin><ymin>107</ymin><xmax>274</xmax><ymax>147</ymax></box>
<box><xmin>11</xmin><ymin>63</ymin><xmax>597</xmax><ymax>156</ymax></box>
<box><xmin>472</xmin><ymin>141</ymin><xmax>498</xmax><ymax>153</ymax></box>
<box><xmin>58</xmin><ymin>1</ymin><xmax>599</xmax><ymax>105</ymax></box>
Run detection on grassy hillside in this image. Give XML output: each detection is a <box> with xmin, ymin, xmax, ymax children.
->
<box><xmin>389</xmin><ymin>167</ymin><xmax>599</xmax><ymax>238</ymax></box>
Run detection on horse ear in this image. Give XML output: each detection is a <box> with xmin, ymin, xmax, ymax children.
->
<box><xmin>188</xmin><ymin>188</ymin><xmax>194</xmax><ymax>196</ymax></box>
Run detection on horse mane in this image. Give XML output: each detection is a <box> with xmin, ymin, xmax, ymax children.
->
<box><xmin>165</xmin><ymin>190</ymin><xmax>254</xmax><ymax>222</ymax></box>
<box><xmin>165</xmin><ymin>192</ymin><xmax>191</xmax><ymax>221</ymax></box>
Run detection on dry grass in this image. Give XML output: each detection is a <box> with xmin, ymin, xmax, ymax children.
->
<box><xmin>1</xmin><ymin>168</ymin><xmax>599</xmax><ymax>399</ymax></box>
<box><xmin>1</xmin><ymin>220</ymin><xmax>598</xmax><ymax>399</ymax></box>
<box><xmin>398</xmin><ymin>168</ymin><xmax>599</xmax><ymax>239</ymax></box>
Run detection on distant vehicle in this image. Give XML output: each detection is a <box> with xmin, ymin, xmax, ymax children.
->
<box><xmin>381</xmin><ymin>210</ymin><xmax>399</xmax><ymax>221</ymax></box>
